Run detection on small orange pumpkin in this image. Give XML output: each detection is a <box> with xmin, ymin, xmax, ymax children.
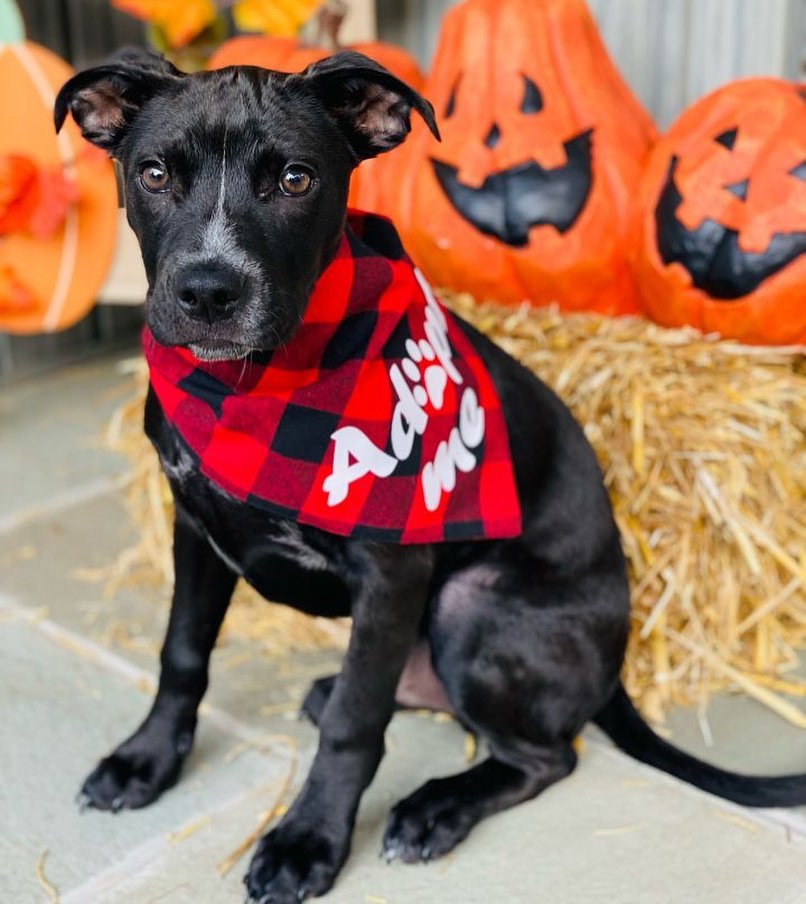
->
<box><xmin>0</xmin><ymin>41</ymin><xmax>118</xmax><ymax>333</ymax></box>
<box><xmin>384</xmin><ymin>0</ymin><xmax>656</xmax><ymax>315</ymax></box>
<box><xmin>208</xmin><ymin>35</ymin><xmax>423</xmax><ymax>91</ymax></box>
<box><xmin>632</xmin><ymin>78</ymin><xmax>806</xmax><ymax>345</ymax></box>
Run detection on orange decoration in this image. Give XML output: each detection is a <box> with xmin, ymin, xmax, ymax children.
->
<box><xmin>233</xmin><ymin>0</ymin><xmax>324</xmax><ymax>38</ymax></box>
<box><xmin>345</xmin><ymin>156</ymin><xmax>390</xmax><ymax>214</ymax></box>
<box><xmin>112</xmin><ymin>0</ymin><xmax>217</xmax><ymax>49</ymax></box>
<box><xmin>0</xmin><ymin>42</ymin><xmax>118</xmax><ymax>334</ymax></box>
<box><xmin>208</xmin><ymin>36</ymin><xmax>424</xmax><ymax>92</ymax></box>
<box><xmin>0</xmin><ymin>263</ymin><xmax>36</xmax><ymax>314</ymax></box>
<box><xmin>0</xmin><ymin>153</ymin><xmax>78</xmax><ymax>239</ymax></box>
<box><xmin>632</xmin><ymin>78</ymin><xmax>806</xmax><ymax>345</ymax></box>
<box><xmin>383</xmin><ymin>0</ymin><xmax>656</xmax><ymax>315</ymax></box>
<box><xmin>25</xmin><ymin>164</ymin><xmax>79</xmax><ymax>239</ymax></box>
<box><xmin>0</xmin><ymin>153</ymin><xmax>38</xmax><ymax>234</ymax></box>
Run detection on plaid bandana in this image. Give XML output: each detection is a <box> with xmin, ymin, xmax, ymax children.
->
<box><xmin>143</xmin><ymin>212</ymin><xmax>521</xmax><ymax>544</ymax></box>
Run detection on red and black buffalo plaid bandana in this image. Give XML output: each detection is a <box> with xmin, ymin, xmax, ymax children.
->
<box><xmin>143</xmin><ymin>211</ymin><xmax>521</xmax><ymax>543</ymax></box>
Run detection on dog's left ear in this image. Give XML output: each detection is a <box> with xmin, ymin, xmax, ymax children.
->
<box><xmin>299</xmin><ymin>51</ymin><xmax>440</xmax><ymax>161</ymax></box>
<box><xmin>54</xmin><ymin>49</ymin><xmax>183</xmax><ymax>152</ymax></box>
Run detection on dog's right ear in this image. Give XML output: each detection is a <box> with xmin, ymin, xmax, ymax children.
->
<box><xmin>54</xmin><ymin>49</ymin><xmax>183</xmax><ymax>152</ymax></box>
<box><xmin>298</xmin><ymin>51</ymin><xmax>440</xmax><ymax>162</ymax></box>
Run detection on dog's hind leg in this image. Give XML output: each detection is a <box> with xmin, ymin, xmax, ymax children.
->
<box><xmin>79</xmin><ymin>504</ymin><xmax>237</xmax><ymax>811</ymax></box>
<box><xmin>383</xmin><ymin>747</ymin><xmax>576</xmax><ymax>863</ymax></box>
<box><xmin>383</xmin><ymin>554</ymin><xmax>628</xmax><ymax>862</ymax></box>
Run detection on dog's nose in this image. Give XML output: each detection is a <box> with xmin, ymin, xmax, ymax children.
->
<box><xmin>176</xmin><ymin>265</ymin><xmax>243</xmax><ymax>322</ymax></box>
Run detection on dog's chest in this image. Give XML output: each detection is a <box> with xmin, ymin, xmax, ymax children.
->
<box><xmin>147</xmin><ymin>392</ymin><xmax>353</xmax><ymax>617</ymax></box>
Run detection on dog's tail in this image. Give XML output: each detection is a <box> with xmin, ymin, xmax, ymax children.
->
<box><xmin>593</xmin><ymin>682</ymin><xmax>806</xmax><ymax>807</ymax></box>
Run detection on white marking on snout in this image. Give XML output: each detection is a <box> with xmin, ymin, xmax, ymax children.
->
<box><xmin>178</xmin><ymin>128</ymin><xmax>262</xmax><ymax>289</ymax></box>
<box><xmin>200</xmin><ymin>126</ymin><xmax>237</xmax><ymax>260</ymax></box>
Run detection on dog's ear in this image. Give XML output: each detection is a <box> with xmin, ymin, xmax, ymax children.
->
<box><xmin>299</xmin><ymin>51</ymin><xmax>440</xmax><ymax>161</ymax></box>
<box><xmin>54</xmin><ymin>49</ymin><xmax>183</xmax><ymax>152</ymax></box>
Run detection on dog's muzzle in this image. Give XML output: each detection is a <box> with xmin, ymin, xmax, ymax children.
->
<box><xmin>175</xmin><ymin>262</ymin><xmax>246</xmax><ymax>324</ymax></box>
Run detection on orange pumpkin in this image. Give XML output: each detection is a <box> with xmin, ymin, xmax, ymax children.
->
<box><xmin>632</xmin><ymin>79</ymin><xmax>806</xmax><ymax>345</ymax></box>
<box><xmin>0</xmin><ymin>42</ymin><xmax>118</xmax><ymax>333</ymax></box>
<box><xmin>208</xmin><ymin>34</ymin><xmax>424</xmax><ymax>92</ymax></box>
<box><xmin>384</xmin><ymin>0</ymin><xmax>656</xmax><ymax>314</ymax></box>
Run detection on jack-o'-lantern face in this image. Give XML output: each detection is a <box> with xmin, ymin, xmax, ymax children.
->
<box><xmin>432</xmin><ymin>73</ymin><xmax>593</xmax><ymax>246</ymax></box>
<box><xmin>385</xmin><ymin>0</ymin><xmax>656</xmax><ymax>315</ymax></box>
<box><xmin>634</xmin><ymin>79</ymin><xmax>806</xmax><ymax>344</ymax></box>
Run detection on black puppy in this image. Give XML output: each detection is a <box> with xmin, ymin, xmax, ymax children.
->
<box><xmin>56</xmin><ymin>50</ymin><xmax>806</xmax><ymax>903</ymax></box>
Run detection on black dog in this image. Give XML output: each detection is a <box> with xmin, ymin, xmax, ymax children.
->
<box><xmin>56</xmin><ymin>49</ymin><xmax>806</xmax><ymax>903</ymax></box>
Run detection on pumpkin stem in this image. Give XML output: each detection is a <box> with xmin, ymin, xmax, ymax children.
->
<box><xmin>317</xmin><ymin>0</ymin><xmax>347</xmax><ymax>52</ymax></box>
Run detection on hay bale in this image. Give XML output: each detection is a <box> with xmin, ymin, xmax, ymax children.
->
<box><xmin>104</xmin><ymin>299</ymin><xmax>806</xmax><ymax>725</ymax></box>
<box><xmin>451</xmin><ymin>295</ymin><xmax>806</xmax><ymax>725</ymax></box>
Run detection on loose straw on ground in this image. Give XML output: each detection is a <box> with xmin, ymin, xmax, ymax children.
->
<box><xmin>100</xmin><ymin>298</ymin><xmax>806</xmax><ymax>726</ymax></box>
<box><xmin>216</xmin><ymin>737</ymin><xmax>298</xmax><ymax>878</ymax></box>
<box><xmin>35</xmin><ymin>851</ymin><xmax>59</xmax><ymax>903</ymax></box>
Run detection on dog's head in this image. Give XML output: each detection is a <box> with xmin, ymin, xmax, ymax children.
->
<box><xmin>55</xmin><ymin>49</ymin><xmax>438</xmax><ymax>360</ymax></box>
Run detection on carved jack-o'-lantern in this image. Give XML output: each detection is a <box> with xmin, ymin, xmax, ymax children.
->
<box><xmin>385</xmin><ymin>0</ymin><xmax>656</xmax><ymax>314</ymax></box>
<box><xmin>633</xmin><ymin>79</ymin><xmax>806</xmax><ymax>345</ymax></box>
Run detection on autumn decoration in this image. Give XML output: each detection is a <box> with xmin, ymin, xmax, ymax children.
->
<box><xmin>0</xmin><ymin>41</ymin><xmax>118</xmax><ymax>333</ymax></box>
<box><xmin>207</xmin><ymin>1</ymin><xmax>423</xmax><ymax>90</ymax></box>
<box><xmin>0</xmin><ymin>154</ymin><xmax>77</xmax><ymax>240</ymax></box>
<box><xmin>631</xmin><ymin>78</ymin><xmax>806</xmax><ymax>345</ymax></box>
<box><xmin>112</xmin><ymin>0</ymin><xmax>218</xmax><ymax>49</ymax></box>
<box><xmin>382</xmin><ymin>0</ymin><xmax>656</xmax><ymax>315</ymax></box>
<box><xmin>112</xmin><ymin>0</ymin><xmax>323</xmax><ymax>49</ymax></box>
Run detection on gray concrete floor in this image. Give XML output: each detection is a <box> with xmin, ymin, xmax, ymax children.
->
<box><xmin>2</xmin><ymin>353</ymin><xmax>806</xmax><ymax>904</ymax></box>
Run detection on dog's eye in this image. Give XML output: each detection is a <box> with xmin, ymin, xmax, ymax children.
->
<box><xmin>140</xmin><ymin>163</ymin><xmax>171</xmax><ymax>194</ymax></box>
<box><xmin>279</xmin><ymin>165</ymin><xmax>314</xmax><ymax>197</ymax></box>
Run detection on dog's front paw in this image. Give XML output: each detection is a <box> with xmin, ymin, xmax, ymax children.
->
<box><xmin>244</xmin><ymin>821</ymin><xmax>348</xmax><ymax>903</ymax></box>
<box><xmin>79</xmin><ymin>730</ymin><xmax>190</xmax><ymax>812</ymax></box>
<box><xmin>382</xmin><ymin>779</ymin><xmax>478</xmax><ymax>863</ymax></box>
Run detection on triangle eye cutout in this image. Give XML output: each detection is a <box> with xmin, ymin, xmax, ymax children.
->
<box><xmin>724</xmin><ymin>178</ymin><xmax>749</xmax><ymax>199</ymax></box>
<box><xmin>789</xmin><ymin>161</ymin><xmax>806</xmax><ymax>182</ymax></box>
<box><xmin>484</xmin><ymin>123</ymin><xmax>501</xmax><ymax>149</ymax></box>
<box><xmin>445</xmin><ymin>78</ymin><xmax>460</xmax><ymax>118</ymax></box>
<box><xmin>521</xmin><ymin>76</ymin><xmax>543</xmax><ymax>114</ymax></box>
<box><xmin>714</xmin><ymin>128</ymin><xmax>738</xmax><ymax>150</ymax></box>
